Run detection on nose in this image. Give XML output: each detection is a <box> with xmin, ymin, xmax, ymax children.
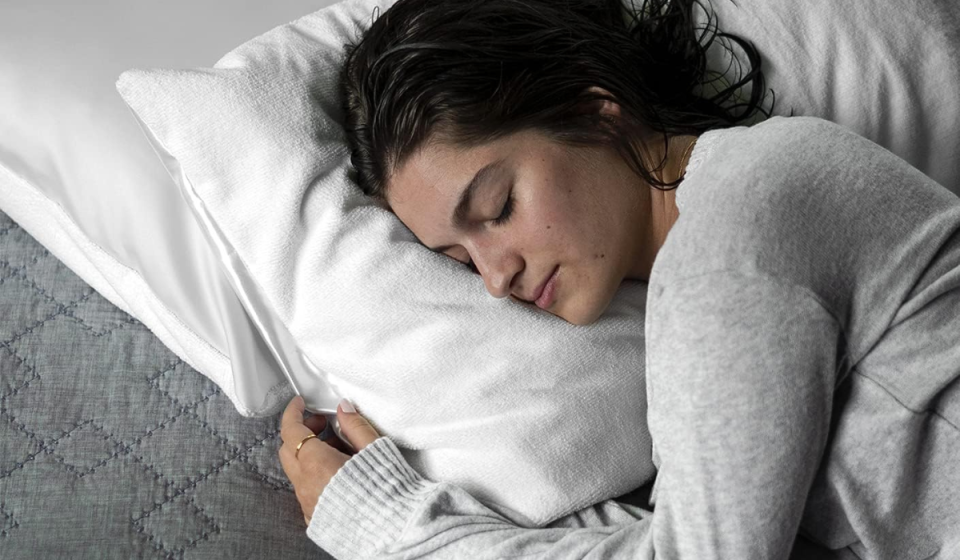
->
<box><xmin>468</xmin><ymin>238</ymin><xmax>522</xmax><ymax>299</ymax></box>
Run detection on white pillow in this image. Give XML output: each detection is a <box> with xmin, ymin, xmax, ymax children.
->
<box><xmin>0</xmin><ymin>0</ymin><xmax>344</xmax><ymax>416</ymax></box>
<box><xmin>116</xmin><ymin>0</ymin><xmax>657</xmax><ymax>527</ymax></box>
<box><xmin>704</xmin><ymin>0</ymin><xmax>959</xmax><ymax>193</ymax></box>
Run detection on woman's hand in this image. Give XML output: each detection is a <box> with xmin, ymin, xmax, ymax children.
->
<box><xmin>278</xmin><ymin>395</ymin><xmax>382</xmax><ymax>525</ymax></box>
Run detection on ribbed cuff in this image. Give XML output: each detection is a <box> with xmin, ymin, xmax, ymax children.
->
<box><xmin>306</xmin><ymin>436</ymin><xmax>438</xmax><ymax>559</ymax></box>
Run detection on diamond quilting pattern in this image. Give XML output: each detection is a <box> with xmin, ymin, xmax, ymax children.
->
<box><xmin>150</xmin><ymin>360</ymin><xmax>224</xmax><ymax>415</ymax></box>
<box><xmin>2</xmin><ymin>236</ymin><xmax>91</xmax><ymax>305</ymax></box>
<box><xmin>63</xmin><ymin>294</ymin><xmax>145</xmax><ymax>339</ymax></box>
<box><xmin>2</xmin><ymin>452</ymin><xmax>168</xmax><ymax>556</ymax></box>
<box><xmin>134</xmin><ymin>492</ymin><xmax>221</xmax><ymax>557</ymax></box>
<box><xmin>132</xmin><ymin>413</ymin><xmax>236</xmax><ymax>490</ymax></box>
<box><xmin>0</xmin><ymin>345</ymin><xmax>34</xmax><ymax>399</ymax></box>
<box><xmin>0</xmin><ymin>413</ymin><xmax>42</xmax><ymax>478</ymax></box>
<box><xmin>49</xmin><ymin>420</ymin><xmax>126</xmax><ymax>477</ymax></box>
<box><xmin>1</xmin><ymin>317</ymin><xmax>182</xmax><ymax>444</ymax></box>
<box><xmin>0</xmin><ymin>502</ymin><xmax>17</xmax><ymax>538</ymax></box>
<box><xmin>0</xmin><ymin>262</ymin><xmax>63</xmax><ymax>343</ymax></box>
<box><xmin>188</xmin><ymin>386</ymin><xmax>284</xmax><ymax>453</ymax></box>
<box><xmin>0</xmin><ymin>210</ymin><xmax>330</xmax><ymax>559</ymax></box>
<box><xmin>238</xmin><ymin>433</ymin><xmax>296</xmax><ymax>493</ymax></box>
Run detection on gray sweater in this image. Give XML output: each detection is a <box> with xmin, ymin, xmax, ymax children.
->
<box><xmin>307</xmin><ymin>116</ymin><xmax>960</xmax><ymax>559</ymax></box>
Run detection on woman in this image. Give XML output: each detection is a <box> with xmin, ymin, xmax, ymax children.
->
<box><xmin>277</xmin><ymin>0</ymin><xmax>960</xmax><ymax>557</ymax></box>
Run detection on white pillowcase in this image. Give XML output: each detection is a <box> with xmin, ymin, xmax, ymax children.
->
<box><xmin>0</xmin><ymin>0</ymin><xmax>343</xmax><ymax>416</ymax></box>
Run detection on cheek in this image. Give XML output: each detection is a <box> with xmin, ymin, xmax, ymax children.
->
<box><xmin>545</xmin><ymin>185</ymin><xmax>602</xmax><ymax>243</ymax></box>
<box><xmin>526</xmin><ymin>159</ymin><xmax>605</xmax><ymax>251</ymax></box>
<box><xmin>527</xmin><ymin>201</ymin><xmax>592</xmax><ymax>260</ymax></box>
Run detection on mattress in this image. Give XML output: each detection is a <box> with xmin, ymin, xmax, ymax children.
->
<box><xmin>0</xmin><ymin>208</ymin><xmax>331</xmax><ymax>558</ymax></box>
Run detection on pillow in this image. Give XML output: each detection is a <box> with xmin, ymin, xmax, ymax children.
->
<box><xmin>703</xmin><ymin>0</ymin><xmax>960</xmax><ymax>194</ymax></box>
<box><xmin>116</xmin><ymin>0</ymin><xmax>656</xmax><ymax>527</ymax></box>
<box><xmin>0</xmin><ymin>0</ymin><xmax>345</xmax><ymax>416</ymax></box>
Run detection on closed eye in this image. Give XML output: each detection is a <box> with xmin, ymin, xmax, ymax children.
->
<box><xmin>492</xmin><ymin>188</ymin><xmax>514</xmax><ymax>226</ymax></box>
<box><xmin>464</xmin><ymin>188</ymin><xmax>512</xmax><ymax>273</ymax></box>
<box><xmin>441</xmin><ymin>186</ymin><xmax>513</xmax><ymax>275</ymax></box>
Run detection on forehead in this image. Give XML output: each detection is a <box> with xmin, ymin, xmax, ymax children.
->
<box><xmin>384</xmin><ymin>134</ymin><xmax>522</xmax><ymax>250</ymax></box>
<box><xmin>388</xmin><ymin>137</ymin><xmax>492</xmax><ymax>206</ymax></box>
<box><xmin>386</xmin><ymin>129</ymin><xmax>547</xmax><ymax>205</ymax></box>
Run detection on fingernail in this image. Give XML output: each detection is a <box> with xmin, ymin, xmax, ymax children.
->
<box><xmin>339</xmin><ymin>398</ymin><xmax>356</xmax><ymax>414</ymax></box>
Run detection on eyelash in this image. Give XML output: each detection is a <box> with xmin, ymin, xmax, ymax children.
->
<box><xmin>492</xmin><ymin>189</ymin><xmax>514</xmax><ymax>226</ymax></box>
<box><xmin>462</xmin><ymin>187</ymin><xmax>513</xmax><ymax>273</ymax></box>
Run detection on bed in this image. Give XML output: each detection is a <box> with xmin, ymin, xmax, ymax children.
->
<box><xmin>0</xmin><ymin>208</ymin><xmax>332</xmax><ymax>558</ymax></box>
<box><xmin>2</xmin><ymin>0</ymin><xmax>957</xmax><ymax>557</ymax></box>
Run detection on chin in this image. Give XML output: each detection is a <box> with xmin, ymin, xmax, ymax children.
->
<box><xmin>555</xmin><ymin>283</ymin><xmax>618</xmax><ymax>326</ymax></box>
<box><xmin>554</xmin><ymin>301</ymin><xmax>605</xmax><ymax>327</ymax></box>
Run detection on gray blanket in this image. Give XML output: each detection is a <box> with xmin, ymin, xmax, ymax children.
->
<box><xmin>0</xmin><ymin>208</ymin><xmax>330</xmax><ymax>558</ymax></box>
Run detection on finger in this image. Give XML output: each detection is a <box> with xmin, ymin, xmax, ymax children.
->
<box><xmin>281</xmin><ymin>395</ymin><xmax>306</xmax><ymax>434</ymax></box>
<box><xmin>296</xmin><ymin>435</ymin><xmax>350</xmax><ymax>470</ymax></box>
<box><xmin>285</xmin><ymin>437</ymin><xmax>344</xmax><ymax>482</ymax></box>
<box><xmin>320</xmin><ymin>430</ymin><xmax>356</xmax><ymax>456</ymax></box>
<box><xmin>302</xmin><ymin>414</ymin><xmax>353</xmax><ymax>456</ymax></box>
<box><xmin>303</xmin><ymin>414</ymin><xmax>326</xmax><ymax>434</ymax></box>
<box><xmin>279</xmin><ymin>396</ymin><xmax>316</xmax><ymax>450</ymax></box>
<box><xmin>278</xmin><ymin>429</ymin><xmax>330</xmax><ymax>479</ymax></box>
<box><xmin>336</xmin><ymin>401</ymin><xmax>381</xmax><ymax>451</ymax></box>
<box><xmin>280</xmin><ymin>395</ymin><xmax>311</xmax><ymax>438</ymax></box>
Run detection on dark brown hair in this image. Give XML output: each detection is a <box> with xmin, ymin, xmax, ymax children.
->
<box><xmin>339</xmin><ymin>0</ymin><xmax>777</xmax><ymax>202</ymax></box>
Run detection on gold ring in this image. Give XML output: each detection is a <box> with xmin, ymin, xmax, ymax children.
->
<box><xmin>295</xmin><ymin>433</ymin><xmax>319</xmax><ymax>459</ymax></box>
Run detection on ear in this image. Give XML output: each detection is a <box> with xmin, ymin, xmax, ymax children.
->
<box><xmin>581</xmin><ymin>86</ymin><xmax>622</xmax><ymax>121</ymax></box>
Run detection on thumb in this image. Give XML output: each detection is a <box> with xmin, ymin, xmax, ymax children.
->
<box><xmin>337</xmin><ymin>399</ymin><xmax>381</xmax><ymax>451</ymax></box>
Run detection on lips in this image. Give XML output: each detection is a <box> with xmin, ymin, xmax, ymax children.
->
<box><xmin>528</xmin><ymin>265</ymin><xmax>558</xmax><ymax>303</ymax></box>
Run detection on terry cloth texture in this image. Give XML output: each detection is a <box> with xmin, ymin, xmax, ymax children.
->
<box><xmin>306</xmin><ymin>116</ymin><xmax>960</xmax><ymax>560</ymax></box>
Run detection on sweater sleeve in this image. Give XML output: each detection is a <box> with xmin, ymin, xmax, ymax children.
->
<box><xmin>644</xmin><ymin>270</ymin><xmax>842</xmax><ymax>558</ymax></box>
<box><xmin>306</xmin><ymin>270</ymin><xmax>842</xmax><ymax>559</ymax></box>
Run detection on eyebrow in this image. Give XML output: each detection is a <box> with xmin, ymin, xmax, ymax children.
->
<box><xmin>429</xmin><ymin>157</ymin><xmax>506</xmax><ymax>252</ymax></box>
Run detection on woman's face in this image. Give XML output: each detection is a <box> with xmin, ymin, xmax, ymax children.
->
<box><xmin>385</xmin><ymin>128</ymin><xmax>651</xmax><ymax>326</ymax></box>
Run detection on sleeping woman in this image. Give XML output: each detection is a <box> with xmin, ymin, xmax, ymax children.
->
<box><xmin>276</xmin><ymin>0</ymin><xmax>960</xmax><ymax>557</ymax></box>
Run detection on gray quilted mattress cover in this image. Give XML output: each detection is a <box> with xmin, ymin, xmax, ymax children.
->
<box><xmin>0</xmin><ymin>208</ymin><xmax>331</xmax><ymax>559</ymax></box>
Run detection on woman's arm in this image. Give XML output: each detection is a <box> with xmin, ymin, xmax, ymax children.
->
<box><xmin>308</xmin><ymin>437</ymin><xmax>655</xmax><ymax>558</ymax></box>
<box><xmin>643</xmin><ymin>270</ymin><xmax>842</xmax><ymax>558</ymax></box>
<box><xmin>308</xmin><ymin>270</ymin><xmax>842</xmax><ymax>559</ymax></box>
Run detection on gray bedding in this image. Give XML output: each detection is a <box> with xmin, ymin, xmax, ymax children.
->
<box><xmin>0</xmin><ymin>208</ymin><xmax>330</xmax><ymax>558</ymax></box>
